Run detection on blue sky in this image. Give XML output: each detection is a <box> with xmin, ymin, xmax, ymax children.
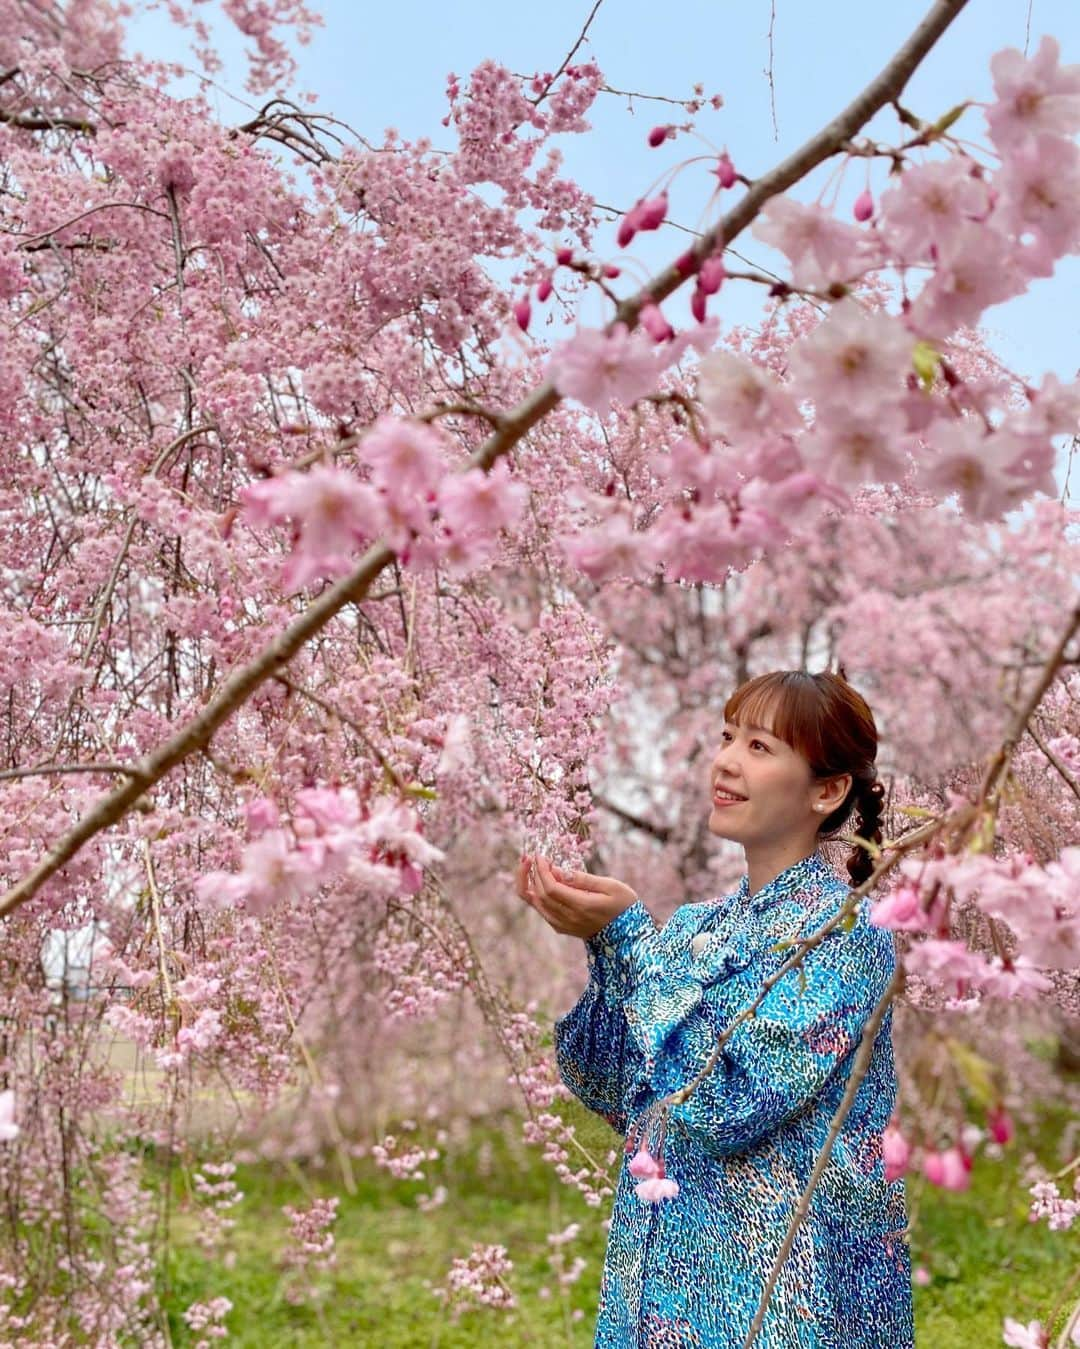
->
<box><xmin>127</xmin><ymin>0</ymin><xmax>1079</xmax><ymax>489</ymax></box>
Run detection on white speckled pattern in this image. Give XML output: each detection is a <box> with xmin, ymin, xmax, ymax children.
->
<box><xmin>554</xmin><ymin>849</ymin><xmax>913</xmax><ymax>1348</ymax></box>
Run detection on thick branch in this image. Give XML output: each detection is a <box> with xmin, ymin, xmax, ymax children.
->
<box><xmin>0</xmin><ymin>0</ymin><xmax>970</xmax><ymax>922</ymax></box>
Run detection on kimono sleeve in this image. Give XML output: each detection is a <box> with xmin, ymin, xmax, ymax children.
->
<box><xmin>553</xmin><ymin>900</ymin><xmax>657</xmax><ymax>1134</ymax></box>
<box><xmin>665</xmin><ymin>914</ymin><xmax>895</xmax><ymax>1159</ymax></box>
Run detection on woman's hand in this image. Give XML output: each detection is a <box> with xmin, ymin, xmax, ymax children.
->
<box><xmin>515</xmin><ymin>854</ymin><xmax>638</xmax><ymax>940</ymax></box>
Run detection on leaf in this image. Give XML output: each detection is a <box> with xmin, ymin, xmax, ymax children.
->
<box><xmin>403</xmin><ymin>783</ymin><xmax>438</xmax><ymax>800</ymax></box>
<box><xmin>929</xmin><ymin>102</ymin><xmax>969</xmax><ymax>137</ymax></box>
<box><xmin>912</xmin><ymin>340</ymin><xmax>940</xmax><ymax>390</ymax></box>
<box><xmin>947</xmin><ymin>1039</ymin><xmax>997</xmax><ymax>1110</ymax></box>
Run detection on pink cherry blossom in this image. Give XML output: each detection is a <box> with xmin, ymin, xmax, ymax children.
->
<box><xmin>922</xmin><ymin>1145</ymin><xmax>971</xmax><ymax>1191</ymax></box>
<box><xmin>696</xmin><ymin>349</ymin><xmax>799</xmax><ymax>439</ymax></box>
<box><xmin>986</xmin><ymin>35</ymin><xmax>1080</xmax><ymax>151</ymax></box>
<box><xmin>241</xmin><ymin>464</ymin><xmax>383</xmax><ymax>589</ymax></box>
<box><xmin>751</xmin><ymin>196</ymin><xmax>879</xmax><ymax>288</ymax></box>
<box><xmin>547</xmin><ymin>323</ymin><xmax>668</xmax><ymax>413</ymax></box>
<box><xmin>994</xmin><ymin>133</ymin><xmax>1080</xmax><ymax>272</ymax></box>
<box><xmin>879</xmin><ymin>158</ymin><xmax>993</xmax><ymax>261</ymax></box>
<box><xmin>799</xmin><ymin>405</ymin><xmax>912</xmax><ymax>487</ymax></box>
<box><xmin>558</xmin><ymin>510</ymin><xmax>661</xmax><ymax>582</ymax></box>
<box><xmin>914</xmin><ymin>419</ymin><xmax>1038</xmax><ymax>522</ymax></box>
<box><xmin>638</xmin><ymin>302</ymin><xmax>674</xmax><ymax>343</ymax></box>
<box><xmin>436</xmin><ymin>463</ymin><xmax>529</xmax><ymax>538</ymax></box>
<box><xmin>1001</xmin><ymin>1317</ymin><xmax>1049</xmax><ymax>1349</ymax></box>
<box><xmin>908</xmin><ymin>222</ymin><xmax>1026</xmax><ymax>338</ymax></box>
<box><xmin>789</xmin><ymin>300</ymin><xmax>913</xmax><ymax>412</ymax></box>
<box><xmin>361</xmin><ymin>415</ymin><xmax>448</xmax><ymax>500</ymax></box>
<box><xmin>0</xmin><ymin>1090</ymin><xmax>18</xmax><ymax>1143</ymax></box>
<box><xmin>869</xmin><ymin>882</ymin><xmax>930</xmax><ymax>933</ymax></box>
<box><xmin>1015</xmin><ymin>372</ymin><xmax>1080</xmax><ymax>437</ymax></box>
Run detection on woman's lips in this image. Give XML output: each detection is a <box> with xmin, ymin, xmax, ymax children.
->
<box><xmin>712</xmin><ymin>789</ymin><xmax>746</xmax><ymax>807</ymax></box>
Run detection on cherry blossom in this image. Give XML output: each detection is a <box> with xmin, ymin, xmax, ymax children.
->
<box><xmin>546</xmin><ymin>323</ymin><xmax>670</xmax><ymax>412</ymax></box>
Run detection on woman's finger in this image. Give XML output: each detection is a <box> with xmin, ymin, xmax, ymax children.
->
<box><xmin>550</xmin><ymin>865</ymin><xmax>612</xmax><ymax>895</ymax></box>
<box><xmin>532</xmin><ymin>856</ymin><xmax>590</xmax><ymax>917</ymax></box>
<box><xmin>516</xmin><ymin>857</ymin><xmax>566</xmax><ymax>931</ymax></box>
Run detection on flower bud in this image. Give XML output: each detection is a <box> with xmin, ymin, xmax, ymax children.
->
<box><xmin>636</xmin><ymin>193</ymin><xmax>668</xmax><ymax>231</ymax></box>
<box><xmin>513</xmin><ymin>295</ymin><xmax>532</xmax><ymax>331</ymax></box>
<box><xmin>537</xmin><ymin>275</ymin><xmax>553</xmax><ymax>303</ymax></box>
<box><xmin>648</xmin><ymin>125</ymin><xmax>671</xmax><ymax>147</ymax></box>
<box><xmin>987</xmin><ymin>1106</ymin><xmax>1013</xmax><ymax>1145</ymax></box>
<box><xmin>639</xmin><ymin>303</ymin><xmax>674</xmax><ymax>343</ymax></box>
<box><xmin>853</xmin><ymin>188</ymin><xmax>874</xmax><ymax>221</ymax></box>
<box><xmin>555</xmin><ymin>246</ymin><xmax>574</xmax><ymax>266</ymax></box>
<box><xmin>698</xmin><ymin>255</ymin><xmax>726</xmax><ymax>295</ymax></box>
<box><xmin>690</xmin><ymin>287</ymin><xmax>708</xmax><ymax>324</ymax></box>
<box><xmin>714</xmin><ymin>153</ymin><xmax>736</xmax><ymax>189</ymax></box>
<box><xmin>882</xmin><ymin>1122</ymin><xmax>911</xmax><ymax>1182</ymax></box>
<box><xmin>675</xmin><ymin>250</ymin><xmax>700</xmax><ymax>278</ymax></box>
<box><xmin>616</xmin><ymin>219</ymin><xmax>636</xmax><ymax>249</ymax></box>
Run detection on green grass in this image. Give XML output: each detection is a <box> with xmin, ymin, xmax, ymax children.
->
<box><xmin>158</xmin><ymin>1104</ymin><xmax>1077</xmax><ymax>1347</ymax></box>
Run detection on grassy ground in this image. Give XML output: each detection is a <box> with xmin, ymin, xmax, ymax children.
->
<box><xmin>161</xmin><ymin>1103</ymin><xmax>1077</xmax><ymax>1347</ymax></box>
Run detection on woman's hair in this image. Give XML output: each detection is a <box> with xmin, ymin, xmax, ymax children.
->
<box><xmin>723</xmin><ymin>666</ymin><xmax>885</xmax><ymax>888</ymax></box>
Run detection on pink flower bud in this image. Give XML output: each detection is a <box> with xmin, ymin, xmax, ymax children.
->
<box><xmin>698</xmin><ymin>255</ymin><xmax>726</xmax><ymax>295</ymax></box>
<box><xmin>675</xmin><ymin>250</ymin><xmax>699</xmax><ymax>278</ymax></box>
<box><xmin>648</xmin><ymin>125</ymin><xmax>671</xmax><ymax>148</ymax></box>
<box><xmin>555</xmin><ymin>246</ymin><xmax>574</xmax><ymax>266</ymax></box>
<box><xmin>853</xmin><ymin>189</ymin><xmax>874</xmax><ymax>222</ymax></box>
<box><xmin>714</xmin><ymin>153</ymin><xmax>737</xmax><ymax>189</ymax></box>
<box><xmin>987</xmin><ymin>1107</ymin><xmax>1013</xmax><ymax>1146</ymax></box>
<box><xmin>940</xmin><ymin>1146</ymin><xmax>972</xmax><ymax>1191</ymax></box>
<box><xmin>536</xmin><ymin>275</ymin><xmax>553</xmax><ymax>303</ymax></box>
<box><xmin>922</xmin><ymin>1150</ymin><xmax>946</xmax><ymax>1186</ymax></box>
<box><xmin>616</xmin><ymin>214</ymin><xmax>638</xmax><ymax>248</ymax></box>
<box><xmin>602</xmin><ymin>263</ymin><xmax>621</xmax><ymax>279</ymax></box>
<box><xmin>512</xmin><ymin>295</ymin><xmax>532</xmax><ymax>331</ymax></box>
<box><xmin>636</xmin><ymin>193</ymin><xmax>668</xmax><ymax>231</ymax></box>
<box><xmin>690</xmin><ymin>287</ymin><xmax>708</xmax><ymax>324</ymax></box>
<box><xmin>639</xmin><ymin>303</ymin><xmax>674</xmax><ymax>343</ymax></box>
<box><xmin>882</xmin><ymin>1123</ymin><xmax>911</xmax><ymax>1182</ymax></box>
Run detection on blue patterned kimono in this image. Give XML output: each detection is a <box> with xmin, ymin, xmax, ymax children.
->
<box><xmin>554</xmin><ymin>849</ymin><xmax>913</xmax><ymax>1349</ymax></box>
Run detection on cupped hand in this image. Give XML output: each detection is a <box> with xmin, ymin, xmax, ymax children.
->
<box><xmin>514</xmin><ymin>854</ymin><xmax>638</xmax><ymax>940</ymax></box>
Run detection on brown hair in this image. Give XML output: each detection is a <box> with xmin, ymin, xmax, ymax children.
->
<box><xmin>724</xmin><ymin>666</ymin><xmax>885</xmax><ymax>887</ymax></box>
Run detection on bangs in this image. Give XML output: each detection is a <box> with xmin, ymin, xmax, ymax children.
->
<box><xmin>723</xmin><ymin>672</ymin><xmax>828</xmax><ymax>768</ymax></box>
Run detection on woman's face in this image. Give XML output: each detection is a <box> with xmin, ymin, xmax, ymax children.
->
<box><xmin>706</xmin><ymin>713</ymin><xmax>825</xmax><ymax>847</ymax></box>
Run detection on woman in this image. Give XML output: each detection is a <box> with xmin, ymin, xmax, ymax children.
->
<box><xmin>517</xmin><ymin>669</ymin><xmax>913</xmax><ymax>1348</ymax></box>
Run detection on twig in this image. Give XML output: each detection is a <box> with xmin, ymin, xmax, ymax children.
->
<box><xmin>530</xmin><ymin>0</ymin><xmax>606</xmax><ymax>107</ymax></box>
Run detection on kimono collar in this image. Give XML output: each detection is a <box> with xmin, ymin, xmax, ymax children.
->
<box><xmin>732</xmin><ymin>848</ymin><xmax>836</xmax><ymax>914</ymax></box>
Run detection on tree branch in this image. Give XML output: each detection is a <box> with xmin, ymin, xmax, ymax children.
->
<box><xmin>0</xmin><ymin>0</ymin><xmax>971</xmax><ymax>922</ymax></box>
